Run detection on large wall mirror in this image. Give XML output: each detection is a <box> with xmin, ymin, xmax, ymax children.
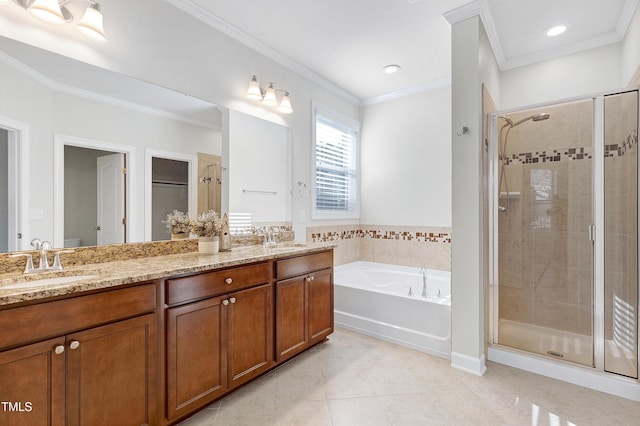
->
<box><xmin>0</xmin><ymin>36</ymin><xmax>292</xmax><ymax>252</ymax></box>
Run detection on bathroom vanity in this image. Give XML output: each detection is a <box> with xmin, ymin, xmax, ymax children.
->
<box><xmin>0</xmin><ymin>245</ymin><xmax>334</xmax><ymax>426</ymax></box>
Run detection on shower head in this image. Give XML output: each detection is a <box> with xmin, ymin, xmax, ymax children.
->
<box><xmin>532</xmin><ymin>113</ymin><xmax>550</xmax><ymax>121</ymax></box>
<box><xmin>509</xmin><ymin>112</ymin><xmax>551</xmax><ymax>127</ymax></box>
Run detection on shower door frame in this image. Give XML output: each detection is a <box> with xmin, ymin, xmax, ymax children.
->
<box><xmin>488</xmin><ymin>88</ymin><xmax>640</xmax><ymax>377</ymax></box>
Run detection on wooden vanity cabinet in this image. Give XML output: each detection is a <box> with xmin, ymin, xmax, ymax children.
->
<box><xmin>0</xmin><ymin>283</ymin><xmax>158</xmax><ymax>426</ymax></box>
<box><xmin>275</xmin><ymin>250</ymin><xmax>334</xmax><ymax>362</ymax></box>
<box><xmin>164</xmin><ymin>262</ymin><xmax>273</xmax><ymax>424</ymax></box>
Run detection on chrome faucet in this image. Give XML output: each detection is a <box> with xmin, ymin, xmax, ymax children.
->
<box><xmin>37</xmin><ymin>241</ymin><xmax>52</xmax><ymax>270</ymax></box>
<box><xmin>420</xmin><ymin>268</ymin><xmax>428</xmax><ymax>298</ymax></box>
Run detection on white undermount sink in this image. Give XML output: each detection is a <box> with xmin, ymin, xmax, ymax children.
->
<box><xmin>0</xmin><ymin>275</ymin><xmax>99</xmax><ymax>290</ymax></box>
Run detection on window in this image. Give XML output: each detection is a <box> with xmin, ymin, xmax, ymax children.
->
<box><xmin>312</xmin><ymin>103</ymin><xmax>360</xmax><ymax>219</ymax></box>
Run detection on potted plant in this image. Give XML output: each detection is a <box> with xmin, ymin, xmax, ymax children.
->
<box><xmin>163</xmin><ymin>210</ymin><xmax>190</xmax><ymax>239</ymax></box>
<box><xmin>190</xmin><ymin>210</ymin><xmax>222</xmax><ymax>254</ymax></box>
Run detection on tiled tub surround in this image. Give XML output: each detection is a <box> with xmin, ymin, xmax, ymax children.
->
<box><xmin>0</xmin><ymin>239</ymin><xmax>325</xmax><ymax>305</ymax></box>
<box><xmin>307</xmin><ymin>225</ymin><xmax>451</xmax><ymax>271</ymax></box>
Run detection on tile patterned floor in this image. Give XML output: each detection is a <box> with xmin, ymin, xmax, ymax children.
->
<box><xmin>179</xmin><ymin>328</ymin><xmax>640</xmax><ymax>425</ymax></box>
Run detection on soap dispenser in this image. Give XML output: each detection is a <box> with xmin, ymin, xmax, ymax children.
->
<box><xmin>219</xmin><ymin>212</ymin><xmax>231</xmax><ymax>251</ymax></box>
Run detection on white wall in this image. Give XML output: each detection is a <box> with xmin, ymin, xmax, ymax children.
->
<box><xmin>0</xmin><ymin>60</ymin><xmax>220</xmax><ymax>244</ymax></box>
<box><xmin>450</xmin><ymin>15</ymin><xmax>486</xmax><ymax>375</ymax></box>
<box><xmin>360</xmin><ymin>86</ymin><xmax>451</xmax><ymax>227</ymax></box>
<box><xmin>500</xmin><ymin>43</ymin><xmax>622</xmax><ymax>110</ymax></box>
<box><xmin>622</xmin><ymin>2</ymin><xmax>640</xmax><ymax>85</ymax></box>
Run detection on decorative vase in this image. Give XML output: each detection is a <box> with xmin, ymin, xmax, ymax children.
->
<box><xmin>171</xmin><ymin>232</ymin><xmax>188</xmax><ymax>240</ymax></box>
<box><xmin>198</xmin><ymin>236</ymin><xmax>219</xmax><ymax>255</ymax></box>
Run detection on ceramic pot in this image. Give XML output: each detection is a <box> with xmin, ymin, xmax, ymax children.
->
<box><xmin>198</xmin><ymin>236</ymin><xmax>219</xmax><ymax>254</ymax></box>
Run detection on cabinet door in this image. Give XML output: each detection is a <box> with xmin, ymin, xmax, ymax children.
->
<box><xmin>66</xmin><ymin>314</ymin><xmax>157</xmax><ymax>426</ymax></box>
<box><xmin>166</xmin><ymin>296</ymin><xmax>227</xmax><ymax>422</ymax></box>
<box><xmin>308</xmin><ymin>268</ymin><xmax>334</xmax><ymax>345</ymax></box>
<box><xmin>227</xmin><ymin>284</ymin><xmax>273</xmax><ymax>389</ymax></box>
<box><xmin>275</xmin><ymin>277</ymin><xmax>307</xmax><ymax>362</ymax></box>
<box><xmin>0</xmin><ymin>338</ymin><xmax>65</xmax><ymax>426</ymax></box>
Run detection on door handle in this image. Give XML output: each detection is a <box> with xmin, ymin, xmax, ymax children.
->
<box><xmin>94</xmin><ymin>226</ymin><xmax>101</xmax><ymax>231</ymax></box>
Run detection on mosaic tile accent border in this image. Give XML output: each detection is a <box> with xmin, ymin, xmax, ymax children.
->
<box><xmin>605</xmin><ymin>130</ymin><xmax>638</xmax><ymax>158</ymax></box>
<box><xmin>310</xmin><ymin>228</ymin><xmax>451</xmax><ymax>244</ymax></box>
<box><xmin>503</xmin><ymin>131</ymin><xmax>638</xmax><ymax>165</ymax></box>
<box><xmin>502</xmin><ymin>147</ymin><xmax>593</xmax><ymax>165</ymax></box>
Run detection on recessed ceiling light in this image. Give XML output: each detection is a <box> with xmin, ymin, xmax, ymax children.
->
<box><xmin>546</xmin><ymin>25</ymin><xmax>566</xmax><ymax>37</ymax></box>
<box><xmin>383</xmin><ymin>64</ymin><xmax>401</xmax><ymax>74</ymax></box>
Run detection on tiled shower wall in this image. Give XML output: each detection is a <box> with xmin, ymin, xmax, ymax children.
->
<box><xmin>307</xmin><ymin>225</ymin><xmax>451</xmax><ymax>271</ymax></box>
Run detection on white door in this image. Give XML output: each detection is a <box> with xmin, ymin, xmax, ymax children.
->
<box><xmin>97</xmin><ymin>153</ymin><xmax>125</xmax><ymax>245</ymax></box>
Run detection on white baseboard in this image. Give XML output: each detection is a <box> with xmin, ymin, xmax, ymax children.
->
<box><xmin>451</xmin><ymin>351</ymin><xmax>487</xmax><ymax>376</ymax></box>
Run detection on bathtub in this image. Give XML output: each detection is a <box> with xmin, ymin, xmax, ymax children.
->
<box><xmin>334</xmin><ymin>261</ymin><xmax>451</xmax><ymax>358</ymax></box>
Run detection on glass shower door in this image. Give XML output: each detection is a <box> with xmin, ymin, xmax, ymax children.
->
<box><xmin>496</xmin><ymin>99</ymin><xmax>595</xmax><ymax>367</ymax></box>
<box><xmin>604</xmin><ymin>90</ymin><xmax>638</xmax><ymax>378</ymax></box>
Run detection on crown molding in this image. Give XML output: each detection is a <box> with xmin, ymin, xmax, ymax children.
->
<box><xmin>617</xmin><ymin>0</ymin><xmax>640</xmax><ymax>39</ymax></box>
<box><xmin>164</xmin><ymin>0</ymin><xmax>360</xmax><ymax>106</ymax></box>
<box><xmin>500</xmin><ymin>31</ymin><xmax>623</xmax><ymax>71</ymax></box>
<box><xmin>0</xmin><ymin>51</ymin><xmax>219</xmax><ymax>129</ymax></box>
<box><xmin>443</xmin><ymin>0</ymin><xmax>483</xmax><ymax>26</ymax></box>
<box><xmin>361</xmin><ymin>77</ymin><xmax>451</xmax><ymax>106</ymax></box>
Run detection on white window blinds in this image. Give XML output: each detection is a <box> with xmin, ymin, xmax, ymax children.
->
<box><xmin>312</xmin><ymin>105</ymin><xmax>359</xmax><ymax>219</ymax></box>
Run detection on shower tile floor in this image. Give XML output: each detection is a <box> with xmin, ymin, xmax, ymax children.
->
<box><xmin>179</xmin><ymin>327</ymin><xmax>640</xmax><ymax>426</ymax></box>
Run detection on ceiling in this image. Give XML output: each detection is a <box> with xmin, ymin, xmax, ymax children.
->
<box><xmin>166</xmin><ymin>0</ymin><xmax>639</xmax><ymax>103</ymax></box>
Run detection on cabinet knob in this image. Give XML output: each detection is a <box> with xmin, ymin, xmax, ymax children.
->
<box><xmin>229</xmin><ymin>297</ymin><xmax>236</xmax><ymax>304</ymax></box>
<box><xmin>305</xmin><ymin>276</ymin><xmax>311</xmax><ymax>282</ymax></box>
<box><xmin>69</xmin><ymin>340</ymin><xmax>80</xmax><ymax>350</ymax></box>
<box><xmin>225</xmin><ymin>278</ymin><xmax>233</xmax><ymax>285</ymax></box>
<box><xmin>310</xmin><ymin>275</ymin><xmax>315</xmax><ymax>281</ymax></box>
<box><xmin>54</xmin><ymin>345</ymin><xmax>65</xmax><ymax>355</ymax></box>
<box><xmin>222</xmin><ymin>299</ymin><xmax>229</xmax><ymax>306</ymax></box>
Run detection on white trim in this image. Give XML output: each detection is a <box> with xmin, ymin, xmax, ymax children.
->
<box><xmin>0</xmin><ymin>51</ymin><xmax>218</xmax><ymax>130</ymax></box>
<box><xmin>0</xmin><ymin>116</ymin><xmax>29</xmax><ymax>252</ymax></box>
<box><xmin>450</xmin><ymin>351</ymin><xmax>487</xmax><ymax>376</ymax></box>
<box><xmin>489</xmin><ymin>346</ymin><xmax>640</xmax><ymax>401</ymax></box>
<box><xmin>144</xmin><ymin>149</ymin><xmax>198</xmax><ymax>241</ymax></box>
<box><xmin>53</xmin><ymin>135</ymin><xmax>137</xmax><ymax>248</ymax></box>
<box><xmin>164</xmin><ymin>0</ymin><xmax>360</xmax><ymax>106</ymax></box>
<box><xmin>360</xmin><ymin>77</ymin><xmax>451</xmax><ymax>106</ymax></box>
<box><xmin>442</xmin><ymin>0</ymin><xmax>483</xmax><ymax>26</ymax></box>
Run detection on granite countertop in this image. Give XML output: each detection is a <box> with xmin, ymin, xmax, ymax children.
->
<box><xmin>0</xmin><ymin>243</ymin><xmax>334</xmax><ymax>306</ymax></box>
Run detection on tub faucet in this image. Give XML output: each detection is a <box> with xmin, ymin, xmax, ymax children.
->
<box><xmin>420</xmin><ymin>268</ymin><xmax>428</xmax><ymax>298</ymax></box>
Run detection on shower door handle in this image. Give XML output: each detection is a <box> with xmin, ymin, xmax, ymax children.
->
<box><xmin>588</xmin><ymin>224</ymin><xmax>595</xmax><ymax>242</ymax></box>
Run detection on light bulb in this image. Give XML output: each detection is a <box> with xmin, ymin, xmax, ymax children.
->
<box><xmin>29</xmin><ymin>0</ymin><xmax>66</xmax><ymax>24</ymax></box>
<box><xmin>246</xmin><ymin>76</ymin><xmax>262</xmax><ymax>100</ymax></box>
<box><xmin>262</xmin><ymin>83</ymin><xmax>277</xmax><ymax>107</ymax></box>
<box><xmin>279</xmin><ymin>93</ymin><xmax>293</xmax><ymax>114</ymax></box>
<box><xmin>76</xmin><ymin>3</ymin><xmax>106</xmax><ymax>42</ymax></box>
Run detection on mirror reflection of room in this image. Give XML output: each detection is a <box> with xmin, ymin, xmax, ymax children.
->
<box><xmin>0</xmin><ymin>128</ymin><xmax>8</xmax><ymax>253</ymax></box>
<box><xmin>64</xmin><ymin>145</ymin><xmax>126</xmax><ymax>248</ymax></box>
<box><xmin>197</xmin><ymin>152</ymin><xmax>222</xmax><ymax>215</ymax></box>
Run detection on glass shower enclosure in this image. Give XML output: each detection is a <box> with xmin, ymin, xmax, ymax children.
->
<box><xmin>490</xmin><ymin>89</ymin><xmax>639</xmax><ymax>379</ymax></box>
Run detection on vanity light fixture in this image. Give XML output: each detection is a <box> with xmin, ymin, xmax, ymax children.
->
<box><xmin>246</xmin><ymin>75</ymin><xmax>293</xmax><ymax>114</ymax></box>
<box><xmin>11</xmin><ymin>0</ymin><xmax>106</xmax><ymax>42</ymax></box>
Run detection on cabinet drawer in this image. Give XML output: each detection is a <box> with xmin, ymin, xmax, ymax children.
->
<box><xmin>0</xmin><ymin>283</ymin><xmax>156</xmax><ymax>350</ymax></box>
<box><xmin>276</xmin><ymin>251</ymin><xmax>333</xmax><ymax>280</ymax></box>
<box><xmin>166</xmin><ymin>262</ymin><xmax>272</xmax><ymax>305</ymax></box>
